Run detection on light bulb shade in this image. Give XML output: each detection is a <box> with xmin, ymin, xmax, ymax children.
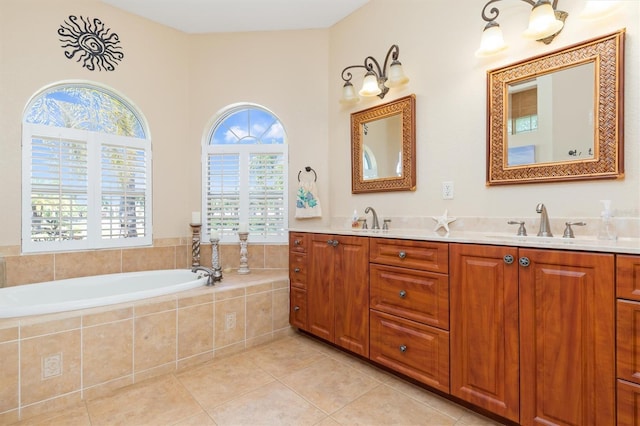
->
<box><xmin>384</xmin><ymin>61</ymin><xmax>410</xmax><ymax>88</ymax></box>
<box><xmin>359</xmin><ymin>71</ymin><xmax>382</xmax><ymax>97</ymax></box>
<box><xmin>579</xmin><ymin>1</ymin><xmax>621</xmax><ymax>19</ymax></box>
<box><xmin>475</xmin><ymin>21</ymin><xmax>508</xmax><ymax>57</ymax></box>
<box><xmin>340</xmin><ymin>81</ymin><xmax>360</xmax><ymax>104</ymax></box>
<box><xmin>523</xmin><ymin>0</ymin><xmax>564</xmax><ymax>40</ymax></box>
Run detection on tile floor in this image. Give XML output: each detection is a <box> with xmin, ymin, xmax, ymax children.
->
<box><xmin>13</xmin><ymin>333</ymin><xmax>505</xmax><ymax>425</ymax></box>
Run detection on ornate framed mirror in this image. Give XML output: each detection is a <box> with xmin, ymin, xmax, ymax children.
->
<box><xmin>351</xmin><ymin>94</ymin><xmax>416</xmax><ymax>193</ymax></box>
<box><xmin>486</xmin><ymin>30</ymin><xmax>624</xmax><ymax>185</ymax></box>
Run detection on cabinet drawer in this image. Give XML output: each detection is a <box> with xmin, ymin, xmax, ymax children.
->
<box><xmin>289</xmin><ymin>252</ymin><xmax>307</xmax><ymax>288</ymax></box>
<box><xmin>370</xmin><ymin>264</ymin><xmax>449</xmax><ymax>330</ymax></box>
<box><xmin>618</xmin><ymin>299</ymin><xmax>640</xmax><ymax>385</ymax></box>
<box><xmin>370</xmin><ymin>310</ymin><xmax>449</xmax><ymax>393</ymax></box>
<box><xmin>618</xmin><ymin>379</ymin><xmax>640</xmax><ymax>426</ymax></box>
<box><xmin>290</xmin><ymin>287</ymin><xmax>307</xmax><ymax>330</ymax></box>
<box><xmin>370</xmin><ymin>238</ymin><xmax>448</xmax><ymax>273</ymax></box>
<box><xmin>618</xmin><ymin>255</ymin><xmax>640</xmax><ymax>301</ymax></box>
<box><xmin>289</xmin><ymin>232</ymin><xmax>309</xmax><ymax>254</ymax></box>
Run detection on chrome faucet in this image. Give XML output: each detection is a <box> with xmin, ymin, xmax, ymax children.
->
<box><xmin>535</xmin><ymin>203</ymin><xmax>553</xmax><ymax>237</ymax></box>
<box><xmin>191</xmin><ymin>266</ymin><xmax>216</xmax><ymax>286</ymax></box>
<box><xmin>364</xmin><ymin>206</ymin><xmax>380</xmax><ymax>230</ymax></box>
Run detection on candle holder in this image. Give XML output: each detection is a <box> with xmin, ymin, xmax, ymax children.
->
<box><xmin>190</xmin><ymin>223</ymin><xmax>202</xmax><ymax>267</ymax></box>
<box><xmin>238</xmin><ymin>231</ymin><xmax>250</xmax><ymax>274</ymax></box>
<box><xmin>210</xmin><ymin>237</ymin><xmax>223</xmax><ymax>282</ymax></box>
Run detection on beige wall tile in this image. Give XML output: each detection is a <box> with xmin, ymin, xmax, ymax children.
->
<box><xmin>83</xmin><ymin>320</ymin><xmax>133</xmax><ymax>387</ymax></box>
<box><xmin>0</xmin><ymin>256</ymin><xmax>6</xmax><ymax>288</ymax></box>
<box><xmin>122</xmin><ymin>246</ymin><xmax>176</xmax><ymax>272</ymax></box>
<box><xmin>248</xmin><ymin>244</ymin><xmax>265</xmax><ymax>269</ymax></box>
<box><xmin>215</xmin><ymin>287</ymin><xmax>244</xmax><ymax>301</ymax></box>
<box><xmin>83</xmin><ymin>375</ymin><xmax>133</xmax><ymax>401</ymax></box>
<box><xmin>265</xmin><ymin>244</ymin><xmax>288</xmax><ymax>269</ymax></box>
<box><xmin>134</xmin><ymin>311</ymin><xmax>177</xmax><ymax>372</ymax></box>
<box><xmin>54</xmin><ymin>250</ymin><xmax>122</xmax><ymax>280</ymax></box>
<box><xmin>271</xmin><ymin>278</ymin><xmax>290</xmax><ymax>290</ymax></box>
<box><xmin>177</xmin><ymin>351</ymin><xmax>213</xmax><ymax>371</ymax></box>
<box><xmin>178</xmin><ymin>303</ymin><xmax>214</xmax><ymax>359</ymax></box>
<box><xmin>21</xmin><ymin>330</ymin><xmax>81</xmax><ymax>405</ymax></box>
<box><xmin>0</xmin><ymin>410</ymin><xmax>19</xmax><ymax>424</ymax></box>
<box><xmin>199</xmin><ymin>244</ymin><xmax>212</xmax><ymax>268</ymax></box>
<box><xmin>215</xmin><ymin>297</ymin><xmax>245</xmax><ymax>348</ymax></box>
<box><xmin>134</xmin><ymin>299</ymin><xmax>176</xmax><ymax>317</ymax></box>
<box><xmin>246</xmin><ymin>292</ymin><xmax>272</xmax><ymax>339</ymax></box>
<box><xmin>176</xmin><ymin>244</ymin><xmax>190</xmax><ymax>269</ymax></box>
<box><xmin>5</xmin><ymin>254</ymin><xmax>54</xmax><ymax>286</ymax></box>
<box><xmin>0</xmin><ymin>324</ymin><xmax>18</xmax><ymax>343</ymax></box>
<box><xmin>272</xmin><ymin>288</ymin><xmax>290</xmax><ymax>331</ymax></box>
<box><xmin>219</xmin><ymin>244</ymin><xmax>239</xmax><ymax>269</ymax></box>
<box><xmin>82</xmin><ymin>306</ymin><xmax>133</xmax><ymax>327</ymax></box>
<box><xmin>0</xmin><ymin>341</ymin><xmax>19</xmax><ymax>412</ymax></box>
<box><xmin>178</xmin><ymin>292</ymin><xmax>213</xmax><ymax>308</ymax></box>
<box><xmin>19</xmin><ymin>392</ymin><xmax>83</xmax><ymax>423</ymax></box>
<box><xmin>21</xmin><ymin>316</ymin><xmax>81</xmax><ymax>339</ymax></box>
<box><xmin>133</xmin><ymin>362</ymin><xmax>176</xmax><ymax>383</ymax></box>
<box><xmin>246</xmin><ymin>282</ymin><xmax>272</xmax><ymax>295</ymax></box>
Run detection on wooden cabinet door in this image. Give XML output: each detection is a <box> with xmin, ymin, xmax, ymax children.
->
<box><xmin>450</xmin><ymin>243</ymin><xmax>520</xmax><ymax>423</ymax></box>
<box><xmin>618</xmin><ymin>379</ymin><xmax>640</xmax><ymax>426</ymax></box>
<box><xmin>334</xmin><ymin>235</ymin><xmax>369</xmax><ymax>357</ymax></box>
<box><xmin>618</xmin><ymin>299</ymin><xmax>640</xmax><ymax>386</ymax></box>
<box><xmin>290</xmin><ymin>287</ymin><xmax>307</xmax><ymax>330</ymax></box>
<box><xmin>519</xmin><ymin>249</ymin><xmax>615</xmax><ymax>426</ymax></box>
<box><xmin>618</xmin><ymin>255</ymin><xmax>640</xmax><ymax>301</ymax></box>
<box><xmin>307</xmin><ymin>234</ymin><xmax>336</xmax><ymax>342</ymax></box>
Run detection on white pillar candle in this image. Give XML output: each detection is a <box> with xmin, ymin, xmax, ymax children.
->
<box><xmin>210</xmin><ymin>229</ymin><xmax>219</xmax><ymax>240</ymax></box>
<box><xmin>191</xmin><ymin>211</ymin><xmax>201</xmax><ymax>224</ymax></box>
<box><xmin>239</xmin><ymin>222</ymin><xmax>248</xmax><ymax>232</ymax></box>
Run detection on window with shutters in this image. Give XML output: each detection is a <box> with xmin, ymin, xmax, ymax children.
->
<box><xmin>203</xmin><ymin>104</ymin><xmax>288</xmax><ymax>243</ymax></box>
<box><xmin>22</xmin><ymin>82</ymin><xmax>152</xmax><ymax>253</ymax></box>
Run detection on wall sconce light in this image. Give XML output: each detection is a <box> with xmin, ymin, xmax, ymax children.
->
<box><xmin>340</xmin><ymin>44</ymin><xmax>409</xmax><ymax>104</ymax></box>
<box><xmin>475</xmin><ymin>0</ymin><xmax>568</xmax><ymax>57</ymax></box>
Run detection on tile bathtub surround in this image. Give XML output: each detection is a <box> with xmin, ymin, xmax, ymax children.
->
<box><xmin>0</xmin><ymin>239</ymin><xmax>288</xmax><ymax>287</ymax></box>
<box><xmin>0</xmin><ymin>270</ymin><xmax>291</xmax><ymax>424</ymax></box>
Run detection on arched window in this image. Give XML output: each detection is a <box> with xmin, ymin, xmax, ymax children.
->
<box><xmin>203</xmin><ymin>104</ymin><xmax>288</xmax><ymax>243</ymax></box>
<box><xmin>22</xmin><ymin>82</ymin><xmax>152</xmax><ymax>252</ymax></box>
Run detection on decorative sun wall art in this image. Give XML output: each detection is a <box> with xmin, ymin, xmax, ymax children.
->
<box><xmin>58</xmin><ymin>15</ymin><xmax>124</xmax><ymax>71</ymax></box>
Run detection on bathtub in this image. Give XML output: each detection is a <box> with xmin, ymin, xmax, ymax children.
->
<box><xmin>0</xmin><ymin>269</ymin><xmax>208</xmax><ymax>318</ymax></box>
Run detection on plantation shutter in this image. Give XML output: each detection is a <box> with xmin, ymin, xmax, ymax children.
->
<box><xmin>101</xmin><ymin>144</ymin><xmax>148</xmax><ymax>239</ymax></box>
<box><xmin>207</xmin><ymin>153</ymin><xmax>241</xmax><ymax>237</ymax></box>
<box><xmin>29</xmin><ymin>136</ymin><xmax>88</xmax><ymax>242</ymax></box>
<box><xmin>248</xmin><ymin>152</ymin><xmax>286</xmax><ymax>238</ymax></box>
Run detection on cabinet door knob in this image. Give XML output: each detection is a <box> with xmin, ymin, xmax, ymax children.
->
<box><xmin>519</xmin><ymin>257</ymin><xmax>531</xmax><ymax>267</ymax></box>
<box><xmin>399</xmin><ymin>345</ymin><xmax>407</xmax><ymax>353</ymax></box>
<box><xmin>503</xmin><ymin>254</ymin><xmax>514</xmax><ymax>264</ymax></box>
<box><xmin>294</xmin><ymin>268</ymin><xmax>300</xmax><ymax>273</ymax></box>
<box><xmin>332</xmin><ymin>240</ymin><xmax>339</xmax><ymax>247</ymax></box>
<box><xmin>327</xmin><ymin>239</ymin><xmax>334</xmax><ymax>245</ymax></box>
<box><xmin>293</xmin><ymin>306</ymin><xmax>300</xmax><ymax>312</ymax></box>
<box><xmin>294</xmin><ymin>239</ymin><xmax>301</xmax><ymax>246</ymax></box>
<box><xmin>399</xmin><ymin>290</ymin><xmax>407</xmax><ymax>298</ymax></box>
<box><xmin>398</xmin><ymin>251</ymin><xmax>406</xmax><ymax>259</ymax></box>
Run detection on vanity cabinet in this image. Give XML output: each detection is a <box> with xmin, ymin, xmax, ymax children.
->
<box><xmin>307</xmin><ymin>233</ymin><xmax>369</xmax><ymax>357</ymax></box>
<box><xmin>616</xmin><ymin>255</ymin><xmax>640</xmax><ymax>425</ymax></box>
<box><xmin>289</xmin><ymin>232</ymin><xmax>309</xmax><ymax>330</ymax></box>
<box><xmin>450</xmin><ymin>244</ymin><xmax>615</xmax><ymax>425</ymax></box>
<box><xmin>369</xmin><ymin>238</ymin><xmax>450</xmax><ymax>392</ymax></box>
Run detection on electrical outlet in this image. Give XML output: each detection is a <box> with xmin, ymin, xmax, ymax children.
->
<box><xmin>225</xmin><ymin>312</ymin><xmax>236</xmax><ymax>330</ymax></box>
<box><xmin>442</xmin><ymin>181</ymin><xmax>454</xmax><ymax>199</ymax></box>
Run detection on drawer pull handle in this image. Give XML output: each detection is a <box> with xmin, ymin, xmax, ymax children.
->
<box><xmin>398</xmin><ymin>251</ymin><xmax>406</xmax><ymax>259</ymax></box>
<box><xmin>294</xmin><ymin>268</ymin><xmax>300</xmax><ymax>273</ymax></box>
<box><xmin>399</xmin><ymin>290</ymin><xmax>407</xmax><ymax>298</ymax></box>
<box><xmin>294</xmin><ymin>239</ymin><xmax>301</xmax><ymax>246</ymax></box>
<box><xmin>399</xmin><ymin>345</ymin><xmax>407</xmax><ymax>353</ymax></box>
<box><xmin>294</xmin><ymin>306</ymin><xmax>300</xmax><ymax>312</ymax></box>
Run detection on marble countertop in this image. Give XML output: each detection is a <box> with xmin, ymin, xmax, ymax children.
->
<box><xmin>289</xmin><ymin>227</ymin><xmax>640</xmax><ymax>255</ymax></box>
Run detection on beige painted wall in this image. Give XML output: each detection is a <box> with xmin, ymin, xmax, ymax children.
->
<box><xmin>328</xmin><ymin>0</ymin><xmax>639</xmax><ymax>224</ymax></box>
<box><xmin>1</xmin><ymin>0</ymin><xmax>638</xmax><ymax>250</ymax></box>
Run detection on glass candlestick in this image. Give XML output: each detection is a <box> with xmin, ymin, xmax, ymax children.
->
<box><xmin>238</xmin><ymin>231</ymin><xmax>250</xmax><ymax>274</ymax></box>
<box><xmin>190</xmin><ymin>223</ymin><xmax>202</xmax><ymax>267</ymax></box>
<box><xmin>210</xmin><ymin>237</ymin><xmax>223</xmax><ymax>282</ymax></box>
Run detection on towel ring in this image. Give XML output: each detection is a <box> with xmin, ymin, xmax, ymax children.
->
<box><xmin>297</xmin><ymin>166</ymin><xmax>317</xmax><ymax>182</ymax></box>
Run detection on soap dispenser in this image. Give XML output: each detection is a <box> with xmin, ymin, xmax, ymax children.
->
<box><xmin>597</xmin><ymin>200</ymin><xmax>617</xmax><ymax>240</ymax></box>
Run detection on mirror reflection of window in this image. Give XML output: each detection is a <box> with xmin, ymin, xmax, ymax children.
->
<box><xmin>363</xmin><ymin>144</ymin><xmax>378</xmax><ymax>179</ymax></box>
<box><xmin>509</xmin><ymin>83</ymin><xmax>538</xmax><ymax>135</ymax></box>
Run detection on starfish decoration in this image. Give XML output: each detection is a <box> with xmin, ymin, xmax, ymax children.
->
<box><xmin>432</xmin><ymin>209</ymin><xmax>457</xmax><ymax>233</ymax></box>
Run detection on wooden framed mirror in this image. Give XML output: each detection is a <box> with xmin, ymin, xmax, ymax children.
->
<box><xmin>486</xmin><ymin>30</ymin><xmax>624</xmax><ymax>185</ymax></box>
<box><xmin>351</xmin><ymin>94</ymin><xmax>416</xmax><ymax>193</ymax></box>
